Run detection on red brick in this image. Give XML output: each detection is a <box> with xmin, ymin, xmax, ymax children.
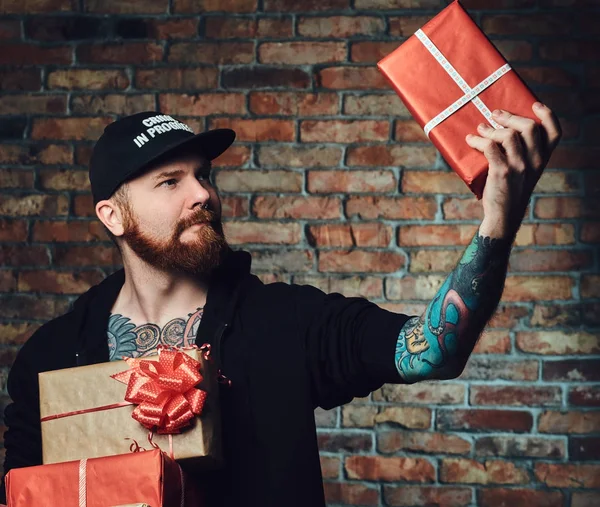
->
<box><xmin>150</xmin><ymin>18</ymin><xmax>198</xmax><ymax>39</ymax></box>
<box><xmin>314</xmin><ymin>406</ymin><xmax>337</xmax><ymax>427</ymax></box>
<box><xmin>488</xmin><ymin>305</ymin><xmax>529</xmax><ymax>328</ymax></box>
<box><xmin>53</xmin><ymin>245</ymin><xmax>121</xmax><ymax>267</ymax></box>
<box><xmin>0</xmin><ymin>169</ymin><xmax>34</xmax><ymax>189</ymax></box>
<box><xmin>470</xmin><ymin>386</ymin><xmax>561</xmax><ymax>407</ymax></box>
<box><xmin>535</xmin><ymin>463</ymin><xmax>600</xmax><ymax>488</ymax></box>
<box><xmin>301</xmin><ymin>120</ymin><xmax>389</xmax><ymax>143</ymax></box>
<box><xmin>73</xmin><ymin>194</ymin><xmax>94</xmax><ymax>217</ymax></box>
<box><xmin>389</xmin><ymin>15</ymin><xmax>434</xmax><ymax>36</ymax></box>
<box><xmin>212</xmin><ymin>146</ymin><xmax>251</xmax><ymax>168</ymax></box>
<box><xmin>319</xmin><ymin>250</ymin><xmax>405</xmax><ymax>273</ymax></box>
<box><xmin>168</xmin><ymin>42</ymin><xmax>253</xmax><ymax>64</ymax></box>
<box><xmin>135</xmin><ymin>68</ymin><xmax>218</xmax><ymax>89</ymax></box>
<box><xmin>544</xmin><ymin>360</ymin><xmax>600</xmax><ymax>382</ymax></box>
<box><xmin>48</xmin><ymin>69</ymin><xmax>130</xmax><ymax>90</ymax></box>
<box><xmin>551</xmin><ymin>146</ymin><xmax>600</xmax><ymax>170</ymax></box>
<box><xmin>0</xmin><ymin>69</ymin><xmax>41</xmax><ymax>91</ymax></box>
<box><xmin>409</xmin><ymin>249</ymin><xmax>462</xmax><ymax>273</ymax></box>
<box><xmin>263</xmin><ymin>0</ymin><xmax>348</xmax><ymax>11</ymax></box>
<box><xmin>581</xmin><ymin>275</ymin><xmax>600</xmax><ymax>299</ymax></box>
<box><xmin>249</xmin><ymin>92</ymin><xmax>338</xmax><ymax>116</ymax></box>
<box><xmin>0</xmin><ymin>295</ymin><xmax>71</xmax><ymax>320</ymax></box>
<box><xmin>222</xmin><ymin>222</ymin><xmax>301</xmax><ymax>245</ymax></box>
<box><xmin>253</xmin><ymin>196</ymin><xmax>340</xmax><ymax>219</ymax></box>
<box><xmin>347</xmin><ymin>145</ymin><xmax>436</xmax><ymax>167</ymax></box>
<box><xmin>317</xmin><ymin>66</ymin><xmax>388</xmax><ymax>89</ymax></box>
<box><xmin>0</xmin><ymin>43</ymin><xmax>71</xmax><ymax>64</ymax></box>
<box><xmin>503</xmin><ymin>276</ymin><xmax>574</xmax><ymax>302</ymax></box>
<box><xmin>461</xmin><ymin>0</ymin><xmax>535</xmax><ymax>7</ymax></box>
<box><xmin>291</xmin><ymin>275</ymin><xmax>383</xmax><ymax>299</ymax></box>
<box><xmin>514</xmin><ymin>223</ymin><xmax>576</xmax><ymax>246</ymax></box>
<box><xmin>307</xmin><ymin>170</ymin><xmax>396</xmax><ymax>193</ymax></box>
<box><xmin>258</xmin><ymin>145</ymin><xmax>342</xmax><ymax>168</ymax></box>
<box><xmin>31</xmin><ymin>117</ymin><xmax>112</xmax><ymax>140</ymax></box>
<box><xmin>222</xmin><ymin>67</ymin><xmax>310</xmax><ymax>89</ymax></box>
<box><xmin>394</xmin><ymin>120</ymin><xmax>428</xmax><ymax>142</ymax></box>
<box><xmin>569</xmin><ymin>386</ymin><xmax>600</xmax><ymax>407</ymax></box>
<box><xmin>583</xmin><ymin>303</ymin><xmax>600</xmax><ymax>327</ymax></box>
<box><xmin>18</xmin><ymin>270</ymin><xmax>104</xmax><ymax>294</ymax></box>
<box><xmin>298</xmin><ymin>16</ymin><xmax>384</xmax><ymax>37</ymax></box>
<box><xmin>475</xmin><ymin>436</ymin><xmax>565</xmax><ymax>459</ymax></box>
<box><xmin>482</xmin><ymin>14</ymin><xmax>572</xmax><ymax>36</ymax></box>
<box><xmin>478</xmin><ymin>488</ymin><xmax>564</xmax><ymax>507</ymax></box>
<box><xmin>159</xmin><ymin>93</ymin><xmax>247</xmax><ymax>116</ymax></box>
<box><xmin>437</xmin><ymin>409</ymin><xmax>533</xmax><ymax>432</ymax></box>
<box><xmin>317</xmin><ymin>432</ymin><xmax>372</xmax><ymax>453</ymax></box>
<box><xmin>384</xmin><ymin>486</ymin><xmax>472</xmax><ymax>507</ymax></box>
<box><xmin>173</xmin><ymin>0</ymin><xmax>258</xmax><ymax>12</ymax></box>
<box><xmin>472</xmin><ymin>330</ymin><xmax>511</xmax><ymax>354</ymax></box>
<box><xmin>354</xmin><ymin>0</ymin><xmax>442</xmax><ymax>8</ymax></box>
<box><xmin>0</xmin><ymin>271</ymin><xmax>17</xmax><ymax>292</ymax></box>
<box><xmin>260</xmin><ymin>42</ymin><xmax>345</xmax><ymax>64</ymax></box>
<box><xmin>536</xmin><ymin>170</ymin><xmax>580</xmax><ymax>193</ymax></box>
<box><xmin>540</xmin><ymin>40</ymin><xmax>600</xmax><ymax>62</ymax></box>
<box><xmin>0</xmin><ymin>245</ymin><xmax>50</xmax><ymax>267</ymax></box>
<box><xmin>494</xmin><ymin>40</ymin><xmax>533</xmax><ymax>62</ymax></box>
<box><xmin>345</xmin><ymin>456</ymin><xmax>434</xmax><ymax>482</ymax></box>
<box><xmin>307</xmin><ymin>223</ymin><xmax>392</xmax><ymax>248</ymax></box>
<box><xmin>84</xmin><ymin>0</ymin><xmax>167</xmax><ymax>12</ymax></box>
<box><xmin>399</xmin><ymin>225</ymin><xmax>478</xmax><ymax>247</ymax></box>
<box><xmin>38</xmin><ymin>169</ymin><xmax>90</xmax><ymax>191</ymax></box>
<box><xmin>460</xmin><ymin>358</ymin><xmax>539</xmax><ymax>381</ymax></box>
<box><xmin>204</xmin><ymin>17</ymin><xmax>255</xmax><ymax>38</ymax></box>
<box><xmin>441</xmin><ymin>458</ymin><xmax>530</xmax><ymax>485</ymax></box>
<box><xmin>320</xmin><ymin>456</ymin><xmax>340</xmax><ymax>479</ymax></box>
<box><xmin>71</xmin><ymin>94</ymin><xmax>155</xmax><ymax>115</ymax></box>
<box><xmin>374</xmin><ymin>407</ymin><xmax>431</xmax><ymax>429</ymax></box>
<box><xmin>0</xmin><ymin>323</ymin><xmax>38</xmax><ymax>346</ymax></box>
<box><xmin>404</xmin><ymin>171</ymin><xmax>476</xmax><ymax>194</ymax></box>
<box><xmin>0</xmin><ymin>219</ymin><xmax>28</xmax><ymax>241</ymax></box>
<box><xmin>378</xmin><ymin>431</ymin><xmax>471</xmax><ymax>455</ymax></box>
<box><xmin>539</xmin><ymin>410</ymin><xmax>600</xmax><ymax>434</ymax></box>
<box><xmin>516</xmin><ymin>331</ymin><xmax>599</xmax><ymax>355</ymax></box>
<box><xmin>344</xmin><ymin>93</ymin><xmax>409</xmax><ymax>116</ymax></box>
<box><xmin>535</xmin><ymin>197</ymin><xmax>587</xmax><ymax>219</ymax></box>
<box><xmin>530</xmin><ymin>304</ymin><xmax>581</xmax><ymax>327</ymax></box>
<box><xmin>373</xmin><ymin>383</ymin><xmax>464</xmax><ymax>405</ymax></box>
<box><xmin>251</xmin><ymin>250</ymin><xmax>314</xmax><ymax>273</ymax></box>
<box><xmin>0</xmin><ymin>0</ymin><xmax>75</xmax><ymax>13</ymax></box>
<box><xmin>351</xmin><ymin>41</ymin><xmax>402</xmax><ymax>63</ymax></box>
<box><xmin>570</xmin><ymin>437</ymin><xmax>600</xmax><ymax>461</ymax></box>
<box><xmin>385</xmin><ymin>274</ymin><xmax>444</xmax><ymax>300</ymax></box>
<box><xmin>0</xmin><ymin>94</ymin><xmax>65</xmax><ymax>114</ymax></box>
<box><xmin>215</xmin><ymin>170</ymin><xmax>301</xmax><ymax>193</ymax></box>
<box><xmin>77</xmin><ymin>42</ymin><xmax>163</xmax><ymax>64</ymax></box>
<box><xmin>221</xmin><ymin>196</ymin><xmax>248</xmax><ymax>218</ymax></box>
<box><xmin>210</xmin><ymin>118</ymin><xmax>294</xmax><ymax>142</ymax></box>
<box><xmin>0</xmin><ymin>194</ymin><xmax>68</xmax><ymax>216</ymax></box>
<box><xmin>323</xmin><ymin>482</ymin><xmax>378</xmax><ymax>506</ymax></box>
<box><xmin>442</xmin><ymin>197</ymin><xmax>485</xmax><ymax>220</ymax></box>
<box><xmin>581</xmin><ymin>221</ymin><xmax>600</xmax><ymax>243</ymax></box>
<box><xmin>572</xmin><ymin>492</ymin><xmax>600</xmax><ymax>507</ymax></box>
<box><xmin>346</xmin><ymin>196</ymin><xmax>437</xmax><ymax>220</ymax></box>
<box><xmin>31</xmin><ymin>220</ymin><xmax>107</xmax><ymax>242</ymax></box>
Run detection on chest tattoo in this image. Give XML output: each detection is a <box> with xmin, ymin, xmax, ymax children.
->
<box><xmin>108</xmin><ymin>306</ymin><xmax>204</xmax><ymax>361</ymax></box>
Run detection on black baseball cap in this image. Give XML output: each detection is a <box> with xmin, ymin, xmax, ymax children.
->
<box><xmin>89</xmin><ymin>112</ymin><xmax>236</xmax><ymax>204</ymax></box>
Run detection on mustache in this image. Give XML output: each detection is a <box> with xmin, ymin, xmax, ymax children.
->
<box><xmin>177</xmin><ymin>207</ymin><xmax>219</xmax><ymax>233</ymax></box>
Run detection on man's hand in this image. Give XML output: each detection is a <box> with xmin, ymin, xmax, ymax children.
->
<box><xmin>466</xmin><ymin>102</ymin><xmax>562</xmax><ymax>239</ymax></box>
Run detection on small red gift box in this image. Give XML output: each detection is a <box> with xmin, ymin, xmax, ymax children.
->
<box><xmin>377</xmin><ymin>0</ymin><xmax>541</xmax><ymax>199</ymax></box>
<box><xmin>5</xmin><ymin>449</ymin><xmax>203</xmax><ymax>507</ymax></box>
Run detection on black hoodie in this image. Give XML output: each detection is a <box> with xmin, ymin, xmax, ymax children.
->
<box><xmin>1</xmin><ymin>248</ymin><xmax>411</xmax><ymax>506</ymax></box>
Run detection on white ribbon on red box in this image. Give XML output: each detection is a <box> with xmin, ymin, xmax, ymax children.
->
<box><xmin>415</xmin><ymin>28</ymin><xmax>512</xmax><ymax>137</ymax></box>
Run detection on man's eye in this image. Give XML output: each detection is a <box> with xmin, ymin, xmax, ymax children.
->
<box><xmin>160</xmin><ymin>179</ymin><xmax>177</xmax><ymax>187</ymax></box>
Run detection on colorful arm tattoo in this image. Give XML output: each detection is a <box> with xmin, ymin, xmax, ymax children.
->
<box><xmin>395</xmin><ymin>231</ymin><xmax>512</xmax><ymax>383</ymax></box>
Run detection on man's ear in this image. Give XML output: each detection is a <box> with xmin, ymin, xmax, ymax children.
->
<box><xmin>96</xmin><ymin>199</ymin><xmax>125</xmax><ymax>237</ymax></box>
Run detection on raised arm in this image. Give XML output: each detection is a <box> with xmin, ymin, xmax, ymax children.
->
<box><xmin>395</xmin><ymin>103</ymin><xmax>562</xmax><ymax>383</ymax></box>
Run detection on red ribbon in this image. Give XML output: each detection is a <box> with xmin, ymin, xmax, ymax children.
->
<box><xmin>111</xmin><ymin>345</ymin><xmax>209</xmax><ymax>435</ymax></box>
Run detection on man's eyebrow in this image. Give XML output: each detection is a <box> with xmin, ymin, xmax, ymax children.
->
<box><xmin>152</xmin><ymin>164</ymin><xmax>211</xmax><ymax>182</ymax></box>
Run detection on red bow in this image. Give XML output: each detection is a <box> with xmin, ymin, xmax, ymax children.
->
<box><xmin>111</xmin><ymin>348</ymin><xmax>207</xmax><ymax>434</ymax></box>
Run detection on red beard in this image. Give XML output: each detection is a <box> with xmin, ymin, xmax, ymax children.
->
<box><xmin>120</xmin><ymin>204</ymin><xmax>229</xmax><ymax>279</ymax></box>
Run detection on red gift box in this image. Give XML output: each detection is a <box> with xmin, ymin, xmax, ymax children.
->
<box><xmin>5</xmin><ymin>449</ymin><xmax>203</xmax><ymax>507</ymax></box>
<box><xmin>377</xmin><ymin>0</ymin><xmax>541</xmax><ymax>199</ymax></box>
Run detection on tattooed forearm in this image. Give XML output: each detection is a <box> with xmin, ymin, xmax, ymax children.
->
<box><xmin>395</xmin><ymin>231</ymin><xmax>512</xmax><ymax>383</ymax></box>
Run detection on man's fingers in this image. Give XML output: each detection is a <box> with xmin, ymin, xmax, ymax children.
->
<box><xmin>465</xmin><ymin>134</ymin><xmax>508</xmax><ymax>174</ymax></box>
<box><xmin>476</xmin><ymin>124</ymin><xmax>527</xmax><ymax>172</ymax></box>
<box><xmin>531</xmin><ymin>102</ymin><xmax>562</xmax><ymax>151</ymax></box>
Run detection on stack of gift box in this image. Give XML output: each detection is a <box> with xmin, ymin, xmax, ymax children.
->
<box><xmin>4</xmin><ymin>346</ymin><xmax>221</xmax><ymax>507</ymax></box>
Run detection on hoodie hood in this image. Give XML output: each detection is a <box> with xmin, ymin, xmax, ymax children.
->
<box><xmin>69</xmin><ymin>248</ymin><xmax>253</xmax><ymax>367</ymax></box>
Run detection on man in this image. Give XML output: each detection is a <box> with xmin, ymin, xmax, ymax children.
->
<box><xmin>1</xmin><ymin>107</ymin><xmax>561</xmax><ymax>506</ymax></box>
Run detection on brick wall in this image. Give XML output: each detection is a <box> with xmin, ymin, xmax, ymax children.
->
<box><xmin>1</xmin><ymin>0</ymin><xmax>599</xmax><ymax>505</ymax></box>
